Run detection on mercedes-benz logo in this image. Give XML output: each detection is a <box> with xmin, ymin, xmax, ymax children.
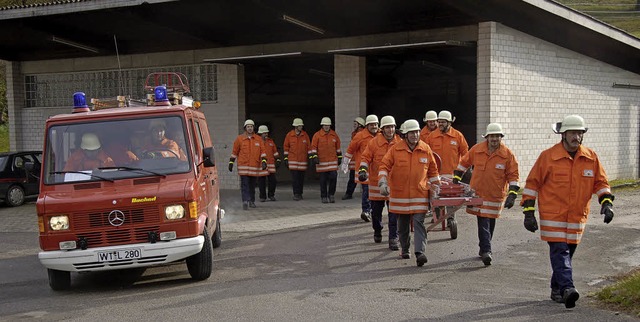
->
<box><xmin>108</xmin><ymin>210</ymin><xmax>126</xmax><ymax>227</ymax></box>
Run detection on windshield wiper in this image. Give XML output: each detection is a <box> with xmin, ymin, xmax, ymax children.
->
<box><xmin>98</xmin><ymin>166</ymin><xmax>167</xmax><ymax>178</ymax></box>
<box><xmin>51</xmin><ymin>171</ymin><xmax>115</xmax><ymax>182</ymax></box>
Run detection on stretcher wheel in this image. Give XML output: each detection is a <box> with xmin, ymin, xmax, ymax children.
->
<box><xmin>449</xmin><ymin>219</ymin><xmax>458</xmax><ymax>239</ymax></box>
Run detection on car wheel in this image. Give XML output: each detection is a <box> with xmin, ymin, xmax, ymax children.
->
<box><xmin>186</xmin><ymin>230</ymin><xmax>213</xmax><ymax>280</ymax></box>
<box><xmin>6</xmin><ymin>185</ymin><xmax>25</xmax><ymax>207</ymax></box>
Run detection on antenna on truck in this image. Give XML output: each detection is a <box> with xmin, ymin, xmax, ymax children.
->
<box><xmin>114</xmin><ymin>35</ymin><xmax>125</xmax><ymax>101</ymax></box>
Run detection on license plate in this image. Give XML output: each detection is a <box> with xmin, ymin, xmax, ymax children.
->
<box><xmin>97</xmin><ymin>249</ymin><xmax>142</xmax><ymax>262</ymax></box>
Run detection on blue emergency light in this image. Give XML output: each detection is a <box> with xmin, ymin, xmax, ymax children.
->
<box><xmin>72</xmin><ymin>92</ymin><xmax>90</xmax><ymax>113</ymax></box>
<box><xmin>154</xmin><ymin>86</ymin><xmax>169</xmax><ymax>102</ymax></box>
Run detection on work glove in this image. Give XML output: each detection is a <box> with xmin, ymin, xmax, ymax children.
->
<box><xmin>452</xmin><ymin>170</ymin><xmax>464</xmax><ymax>184</ymax></box>
<box><xmin>284</xmin><ymin>157</ymin><xmax>289</xmax><ymax>168</ymax></box>
<box><xmin>522</xmin><ymin>199</ymin><xmax>538</xmax><ymax>232</ymax></box>
<box><xmin>337</xmin><ymin>154</ymin><xmax>343</xmax><ymax>166</ymax></box>
<box><xmin>599</xmin><ymin>194</ymin><xmax>615</xmax><ymax>224</ymax></box>
<box><xmin>503</xmin><ymin>185</ymin><xmax>520</xmax><ymax>209</ymax></box>
<box><xmin>358</xmin><ymin>166</ymin><xmax>368</xmax><ymax>182</ymax></box>
<box><xmin>228</xmin><ymin>158</ymin><xmax>235</xmax><ymax>172</ymax></box>
<box><xmin>379</xmin><ymin>177</ymin><xmax>390</xmax><ymax>197</ymax></box>
<box><xmin>313</xmin><ymin>155</ymin><xmax>320</xmax><ymax>165</ymax></box>
<box><xmin>275</xmin><ymin>159</ymin><xmax>281</xmax><ymax>169</ymax></box>
<box><xmin>261</xmin><ymin>158</ymin><xmax>267</xmax><ymax>170</ymax></box>
<box><xmin>340</xmin><ymin>157</ymin><xmax>351</xmax><ymax>174</ymax></box>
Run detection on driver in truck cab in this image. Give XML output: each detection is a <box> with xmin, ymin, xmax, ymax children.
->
<box><xmin>63</xmin><ymin>133</ymin><xmax>115</xmax><ymax>171</ymax></box>
<box><xmin>143</xmin><ymin>119</ymin><xmax>187</xmax><ymax>161</ymax></box>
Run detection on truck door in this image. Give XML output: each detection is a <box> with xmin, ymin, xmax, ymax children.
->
<box><xmin>190</xmin><ymin>117</ymin><xmax>217</xmax><ymax>219</ymax></box>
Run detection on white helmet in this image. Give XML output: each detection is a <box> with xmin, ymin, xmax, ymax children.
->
<box><xmin>257</xmin><ymin>125</ymin><xmax>269</xmax><ymax>134</ymax></box>
<box><xmin>320</xmin><ymin>117</ymin><xmax>332</xmax><ymax>125</ymax></box>
<box><xmin>483</xmin><ymin>123</ymin><xmax>504</xmax><ymax>137</ymax></box>
<box><xmin>398</xmin><ymin>121</ymin><xmax>406</xmax><ymax>134</ymax></box>
<box><xmin>402</xmin><ymin>119</ymin><xmax>421</xmax><ymax>134</ymax></box>
<box><xmin>423</xmin><ymin>110</ymin><xmax>437</xmax><ymax>122</ymax></box>
<box><xmin>354</xmin><ymin>117</ymin><xmax>365</xmax><ymax>127</ymax></box>
<box><xmin>292</xmin><ymin>118</ymin><xmax>304</xmax><ymax>127</ymax></box>
<box><xmin>365</xmin><ymin>114</ymin><xmax>379</xmax><ymax>125</ymax></box>
<box><xmin>558</xmin><ymin>115</ymin><xmax>588</xmax><ymax>133</ymax></box>
<box><xmin>80</xmin><ymin>133</ymin><xmax>101</xmax><ymax>150</ymax></box>
<box><xmin>380</xmin><ymin>116</ymin><xmax>396</xmax><ymax>128</ymax></box>
<box><xmin>438</xmin><ymin>110</ymin><xmax>455</xmax><ymax>122</ymax></box>
<box><xmin>244</xmin><ymin>119</ymin><xmax>255</xmax><ymax>127</ymax></box>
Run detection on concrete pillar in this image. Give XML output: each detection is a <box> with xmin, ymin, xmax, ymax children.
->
<box><xmin>334</xmin><ymin>54</ymin><xmax>366</xmax><ymax>192</ymax></box>
<box><xmin>202</xmin><ymin>63</ymin><xmax>245</xmax><ymax>189</ymax></box>
<box><xmin>476</xmin><ymin>22</ymin><xmax>494</xmax><ymax>143</ymax></box>
<box><xmin>5</xmin><ymin>62</ymin><xmax>25</xmax><ymax>151</ymax></box>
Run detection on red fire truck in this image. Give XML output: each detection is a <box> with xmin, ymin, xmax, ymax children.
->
<box><xmin>37</xmin><ymin>73</ymin><xmax>223</xmax><ymax>290</ymax></box>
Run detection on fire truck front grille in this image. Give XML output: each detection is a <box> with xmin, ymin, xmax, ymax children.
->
<box><xmin>72</xmin><ymin>207</ymin><xmax>161</xmax><ymax>247</ymax></box>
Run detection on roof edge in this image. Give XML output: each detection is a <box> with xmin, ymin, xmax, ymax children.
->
<box><xmin>0</xmin><ymin>0</ymin><xmax>178</xmax><ymax>20</ymax></box>
<box><xmin>526</xmin><ymin>0</ymin><xmax>640</xmax><ymax>50</ymax></box>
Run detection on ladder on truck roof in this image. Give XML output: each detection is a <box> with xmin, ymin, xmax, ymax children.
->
<box><xmin>144</xmin><ymin>72</ymin><xmax>191</xmax><ymax>95</ymax></box>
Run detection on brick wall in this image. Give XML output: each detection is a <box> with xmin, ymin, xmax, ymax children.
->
<box><xmin>478</xmin><ymin>22</ymin><xmax>640</xmax><ymax>181</ymax></box>
<box><xmin>334</xmin><ymin>55</ymin><xmax>367</xmax><ymax>192</ymax></box>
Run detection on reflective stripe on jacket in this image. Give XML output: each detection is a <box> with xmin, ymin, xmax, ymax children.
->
<box><xmin>360</xmin><ymin>133</ymin><xmax>402</xmax><ymax>200</ymax></box>
<box><xmin>458</xmin><ymin>141</ymin><xmax>519</xmax><ymax>218</ymax></box>
<box><xmin>348</xmin><ymin>128</ymin><xmax>363</xmax><ymax>170</ymax></box>
<box><xmin>345</xmin><ymin>129</ymin><xmax>376</xmax><ymax>183</ymax></box>
<box><xmin>263</xmin><ymin>137</ymin><xmax>280</xmax><ymax>174</ymax></box>
<box><xmin>311</xmin><ymin>129</ymin><xmax>341</xmax><ymax>172</ymax></box>
<box><xmin>231</xmin><ymin>132</ymin><xmax>267</xmax><ymax>177</ymax></box>
<box><xmin>521</xmin><ymin>142</ymin><xmax>611</xmax><ymax>244</ymax></box>
<box><xmin>425</xmin><ymin>126</ymin><xmax>469</xmax><ymax>177</ymax></box>
<box><xmin>378</xmin><ymin>140</ymin><xmax>440</xmax><ymax>214</ymax></box>
<box><xmin>283</xmin><ymin>130</ymin><xmax>311</xmax><ymax>171</ymax></box>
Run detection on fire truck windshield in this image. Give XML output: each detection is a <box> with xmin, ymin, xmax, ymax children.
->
<box><xmin>43</xmin><ymin>116</ymin><xmax>191</xmax><ymax>184</ymax></box>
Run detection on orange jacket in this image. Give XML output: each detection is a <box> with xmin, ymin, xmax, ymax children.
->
<box><xmin>378</xmin><ymin>140</ymin><xmax>440</xmax><ymax>214</ymax></box>
<box><xmin>425</xmin><ymin>126</ymin><xmax>469</xmax><ymax>177</ymax></box>
<box><xmin>419</xmin><ymin>126</ymin><xmax>433</xmax><ymax>143</ymax></box>
<box><xmin>262</xmin><ymin>137</ymin><xmax>280</xmax><ymax>174</ymax></box>
<box><xmin>457</xmin><ymin>141</ymin><xmax>519</xmax><ymax>218</ymax></box>
<box><xmin>231</xmin><ymin>132</ymin><xmax>267</xmax><ymax>177</ymax></box>
<box><xmin>311</xmin><ymin>129</ymin><xmax>341</xmax><ymax>172</ymax></box>
<box><xmin>63</xmin><ymin>149</ymin><xmax>115</xmax><ymax>171</ymax></box>
<box><xmin>283</xmin><ymin>130</ymin><xmax>311</xmax><ymax>171</ymax></box>
<box><xmin>348</xmin><ymin>128</ymin><xmax>363</xmax><ymax>170</ymax></box>
<box><xmin>345</xmin><ymin>129</ymin><xmax>376</xmax><ymax>182</ymax></box>
<box><xmin>521</xmin><ymin>142</ymin><xmax>611</xmax><ymax>244</ymax></box>
<box><xmin>360</xmin><ymin>133</ymin><xmax>402</xmax><ymax>200</ymax></box>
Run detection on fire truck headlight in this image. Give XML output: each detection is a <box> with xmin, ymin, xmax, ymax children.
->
<box><xmin>49</xmin><ymin>216</ymin><xmax>69</xmax><ymax>231</ymax></box>
<box><xmin>165</xmin><ymin>205</ymin><xmax>185</xmax><ymax>220</ymax></box>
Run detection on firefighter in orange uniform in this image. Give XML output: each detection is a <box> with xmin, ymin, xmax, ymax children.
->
<box><xmin>310</xmin><ymin>117</ymin><xmax>342</xmax><ymax>203</ymax></box>
<box><xmin>257</xmin><ymin>125</ymin><xmax>280</xmax><ymax>202</ymax></box>
<box><xmin>64</xmin><ymin>133</ymin><xmax>115</xmax><ymax>171</ymax></box>
<box><xmin>343</xmin><ymin>114</ymin><xmax>378</xmax><ymax>222</ymax></box>
<box><xmin>229</xmin><ymin>119</ymin><xmax>267</xmax><ymax>210</ymax></box>
<box><xmin>454</xmin><ymin>123</ymin><xmax>519</xmax><ymax>266</ymax></box>
<box><xmin>283</xmin><ymin>118</ymin><xmax>312</xmax><ymax>201</ymax></box>
<box><xmin>420</xmin><ymin>110</ymin><xmax>438</xmax><ymax>143</ymax></box>
<box><xmin>425</xmin><ymin>110</ymin><xmax>469</xmax><ymax>226</ymax></box>
<box><xmin>342</xmin><ymin>117</ymin><xmax>365</xmax><ymax>200</ymax></box>
<box><xmin>520</xmin><ymin>115</ymin><xmax>614</xmax><ymax>309</ymax></box>
<box><xmin>378</xmin><ymin>119</ymin><xmax>440</xmax><ymax>267</ymax></box>
<box><xmin>359</xmin><ymin>115</ymin><xmax>402</xmax><ymax>250</ymax></box>
<box><xmin>144</xmin><ymin>119</ymin><xmax>187</xmax><ymax>161</ymax></box>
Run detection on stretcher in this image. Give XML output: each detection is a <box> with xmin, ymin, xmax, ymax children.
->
<box><xmin>427</xmin><ymin>177</ymin><xmax>483</xmax><ymax>239</ymax></box>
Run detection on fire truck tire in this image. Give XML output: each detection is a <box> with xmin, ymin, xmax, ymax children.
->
<box><xmin>48</xmin><ymin>268</ymin><xmax>71</xmax><ymax>291</ymax></box>
<box><xmin>187</xmin><ymin>230</ymin><xmax>213</xmax><ymax>280</ymax></box>
<box><xmin>5</xmin><ymin>185</ymin><xmax>25</xmax><ymax>207</ymax></box>
<box><xmin>450</xmin><ymin>220</ymin><xmax>458</xmax><ymax>239</ymax></box>
<box><xmin>212</xmin><ymin>211</ymin><xmax>222</xmax><ymax>249</ymax></box>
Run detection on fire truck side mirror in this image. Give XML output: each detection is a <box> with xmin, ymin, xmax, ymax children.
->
<box><xmin>202</xmin><ymin>147</ymin><xmax>215</xmax><ymax>167</ymax></box>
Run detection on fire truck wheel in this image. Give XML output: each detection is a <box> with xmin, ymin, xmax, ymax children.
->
<box><xmin>187</xmin><ymin>230</ymin><xmax>213</xmax><ymax>280</ymax></box>
<box><xmin>450</xmin><ymin>219</ymin><xmax>458</xmax><ymax>239</ymax></box>
<box><xmin>212</xmin><ymin>211</ymin><xmax>222</xmax><ymax>249</ymax></box>
<box><xmin>48</xmin><ymin>269</ymin><xmax>71</xmax><ymax>291</ymax></box>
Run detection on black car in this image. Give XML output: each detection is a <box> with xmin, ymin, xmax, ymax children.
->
<box><xmin>0</xmin><ymin>151</ymin><xmax>42</xmax><ymax>206</ymax></box>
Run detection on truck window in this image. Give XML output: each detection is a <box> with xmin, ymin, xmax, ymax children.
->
<box><xmin>43</xmin><ymin>116</ymin><xmax>191</xmax><ymax>184</ymax></box>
